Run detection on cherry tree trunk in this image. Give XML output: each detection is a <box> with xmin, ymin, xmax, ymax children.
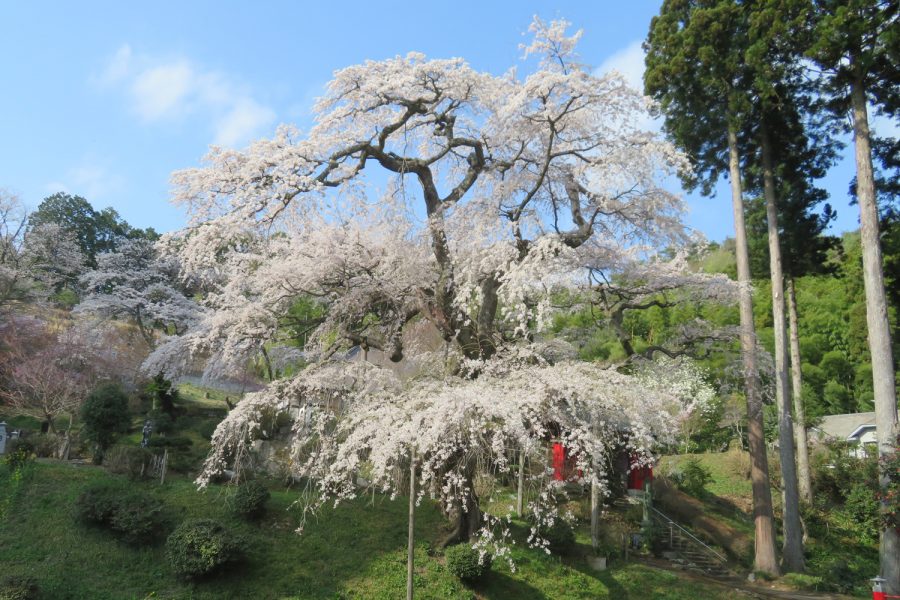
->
<box><xmin>728</xmin><ymin>126</ymin><xmax>780</xmax><ymax>576</ymax></box>
<box><xmin>786</xmin><ymin>278</ymin><xmax>812</xmax><ymax>504</ymax></box>
<box><xmin>760</xmin><ymin>127</ymin><xmax>804</xmax><ymax>572</ymax></box>
<box><xmin>440</xmin><ymin>458</ymin><xmax>481</xmax><ymax>548</ymax></box>
<box><xmin>850</xmin><ymin>81</ymin><xmax>900</xmax><ymax>595</ymax></box>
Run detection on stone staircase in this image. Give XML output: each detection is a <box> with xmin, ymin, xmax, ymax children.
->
<box><xmin>650</xmin><ymin>506</ymin><xmax>731</xmax><ymax>577</ymax></box>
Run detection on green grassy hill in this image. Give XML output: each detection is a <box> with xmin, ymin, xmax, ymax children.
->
<box><xmin>0</xmin><ymin>461</ymin><xmax>748</xmax><ymax>600</ymax></box>
<box><xmin>2</xmin><ymin>384</ymin><xmax>878</xmax><ymax>598</ymax></box>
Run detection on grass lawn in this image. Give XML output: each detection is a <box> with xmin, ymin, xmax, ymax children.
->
<box><xmin>1</xmin><ymin>461</ymin><xmax>744</xmax><ymax>600</ymax></box>
<box><xmin>658</xmin><ymin>449</ymin><xmax>753</xmax><ymax>500</ymax></box>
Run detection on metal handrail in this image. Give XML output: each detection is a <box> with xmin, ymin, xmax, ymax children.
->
<box><xmin>649</xmin><ymin>505</ymin><xmax>727</xmax><ymax>564</ymax></box>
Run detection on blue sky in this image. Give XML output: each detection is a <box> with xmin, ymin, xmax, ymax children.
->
<box><xmin>0</xmin><ymin>1</ymin><xmax>887</xmax><ymax>241</ymax></box>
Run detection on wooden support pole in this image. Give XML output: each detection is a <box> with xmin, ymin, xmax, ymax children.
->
<box><xmin>407</xmin><ymin>450</ymin><xmax>416</xmax><ymax>600</ymax></box>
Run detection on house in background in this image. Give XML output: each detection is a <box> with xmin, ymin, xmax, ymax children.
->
<box><xmin>809</xmin><ymin>412</ymin><xmax>877</xmax><ymax>458</ymax></box>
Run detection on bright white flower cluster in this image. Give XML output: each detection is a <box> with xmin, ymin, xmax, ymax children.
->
<box><xmin>154</xmin><ymin>17</ymin><xmax>729</xmax><ymax>559</ymax></box>
<box><xmin>152</xmin><ymin>17</ymin><xmax>699</xmax><ymax>380</ymax></box>
<box><xmin>77</xmin><ymin>237</ymin><xmax>202</xmax><ymax>349</ymax></box>
<box><xmin>195</xmin><ymin>346</ymin><xmax>709</xmax><ymax>561</ymax></box>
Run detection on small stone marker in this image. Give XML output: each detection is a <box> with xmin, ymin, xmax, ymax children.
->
<box><xmin>587</xmin><ymin>555</ymin><xmax>607</xmax><ymax>571</ymax></box>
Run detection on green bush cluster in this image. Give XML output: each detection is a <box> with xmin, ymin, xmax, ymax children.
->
<box><xmin>165</xmin><ymin>519</ymin><xmax>244</xmax><ymax>579</ymax></box>
<box><xmin>28</xmin><ymin>434</ymin><xmax>59</xmax><ymax>459</ymax></box>
<box><xmin>146</xmin><ymin>409</ymin><xmax>175</xmax><ymax>435</ymax></box>
<box><xmin>0</xmin><ymin>576</ymin><xmax>39</xmax><ymax>600</ymax></box>
<box><xmin>231</xmin><ymin>480</ymin><xmax>270</xmax><ymax>520</ymax></box>
<box><xmin>444</xmin><ymin>544</ymin><xmax>492</xmax><ymax>582</ymax></box>
<box><xmin>109</xmin><ymin>495</ymin><xmax>167</xmax><ymax>544</ymax></box>
<box><xmin>3</xmin><ymin>446</ymin><xmax>33</xmax><ymax>471</ymax></box>
<box><xmin>673</xmin><ymin>458</ymin><xmax>713</xmax><ymax>497</ymax></box>
<box><xmin>811</xmin><ymin>441</ymin><xmax>878</xmax><ymax>503</ymax></box>
<box><xmin>782</xmin><ymin>572</ymin><xmax>825</xmax><ymax>592</ymax></box>
<box><xmin>81</xmin><ymin>383</ymin><xmax>132</xmax><ymax>462</ymax></box>
<box><xmin>75</xmin><ymin>483</ymin><xmax>122</xmax><ymax>524</ymax></box>
<box><xmin>75</xmin><ymin>483</ymin><xmax>166</xmax><ymax>544</ymax></box>
<box><xmin>842</xmin><ymin>483</ymin><xmax>879</xmax><ymax>543</ymax></box>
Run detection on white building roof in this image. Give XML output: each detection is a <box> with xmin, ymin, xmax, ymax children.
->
<box><xmin>811</xmin><ymin>412</ymin><xmax>876</xmax><ymax>441</ymax></box>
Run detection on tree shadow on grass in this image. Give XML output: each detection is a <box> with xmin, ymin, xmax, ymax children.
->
<box><xmin>476</xmin><ymin>570</ymin><xmax>549</xmax><ymax>600</ymax></box>
<box><xmin>568</xmin><ymin>555</ymin><xmax>630</xmax><ymax>599</ymax></box>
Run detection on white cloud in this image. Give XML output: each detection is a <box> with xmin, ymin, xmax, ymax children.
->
<box><xmin>131</xmin><ymin>61</ymin><xmax>194</xmax><ymax>120</ymax></box>
<box><xmin>596</xmin><ymin>40</ymin><xmax>660</xmax><ymax>132</ymax></box>
<box><xmin>596</xmin><ymin>39</ymin><xmax>645</xmax><ymax>93</ymax></box>
<box><xmin>97</xmin><ymin>44</ymin><xmax>133</xmax><ymax>85</ymax></box>
<box><xmin>97</xmin><ymin>46</ymin><xmax>276</xmax><ymax>148</ymax></box>
<box><xmin>215</xmin><ymin>98</ymin><xmax>277</xmax><ymax>147</ymax></box>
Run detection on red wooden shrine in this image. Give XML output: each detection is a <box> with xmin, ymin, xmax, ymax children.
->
<box><xmin>627</xmin><ymin>458</ymin><xmax>653</xmax><ymax>491</ymax></box>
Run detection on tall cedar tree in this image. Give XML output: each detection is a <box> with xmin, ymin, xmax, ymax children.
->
<box><xmin>744</xmin><ymin>1</ymin><xmax>811</xmax><ymax>571</ymax></box>
<box><xmin>806</xmin><ymin>0</ymin><xmax>900</xmax><ymax>590</ymax></box>
<box><xmin>744</xmin><ymin>73</ymin><xmax>839</xmax><ymax>507</ymax></box>
<box><xmin>645</xmin><ymin>0</ymin><xmax>780</xmax><ymax>575</ymax></box>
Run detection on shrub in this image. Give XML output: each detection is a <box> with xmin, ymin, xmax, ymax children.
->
<box><xmin>29</xmin><ymin>433</ymin><xmax>59</xmax><ymax>458</ymax></box>
<box><xmin>878</xmin><ymin>435</ymin><xmax>900</xmax><ymax>531</ymax></box>
<box><xmin>75</xmin><ymin>483</ymin><xmax>124</xmax><ymax>525</ymax></box>
<box><xmin>104</xmin><ymin>445</ymin><xmax>153</xmax><ymax>480</ymax></box>
<box><xmin>166</xmin><ymin>447</ymin><xmax>208</xmax><ymax>474</ymax></box>
<box><xmin>641</xmin><ymin>519</ymin><xmax>668</xmax><ymax>557</ymax></box>
<box><xmin>0</xmin><ymin>576</ymin><xmax>39</xmax><ymax>600</ymax></box>
<box><xmin>445</xmin><ymin>544</ymin><xmax>492</xmax><ymax>582</ymax></box>
<box><xmin>81</xmin><ymin>383</ymin><xmax>131</xmax><ymax>461</ymax></box>
<box><xmin>539</xmin><ymin>517</ymin><xmax>576</xmax><ymax>554</ymax></box>
<box><xmin>842</xmin><ymin>483</ymin><xmax>879</xmax><ymax>543</ymax></box>
<box><xmin>166</xmin><ymin>519</ymin><xmax>244</xmax><ymax>579</ymax></box>
<box><xmin>4</xmin><ymin>437</ymin><xmax>35</xmax><ymax>456</ymax></box>
<box><xmin>109</xmin><ymin>494</ymin><xmax>166</xmax><ymax>544</ymax></box>
<box><xmin>2</xmin><ymin>444</ymin><xmax>33</xmax><ymax>471</ymax></box>
<box><xmin>75</xmin><ymin>484</ymin><xmax>166</xmax><ymax>544</ymax></box>
<box><xmin>811</xmin><ymin>440</ymin><xmax>878</xmax><ymax>504</ymax></box>
<box><xmin>146</xmin><ymin>409</ymin><xmax>175</xmax><ymax>435</ymax></box>
<box><xmin>4</xmin><ymin>437</ymin><xmax>40</xmax><ymax>469</ymax></box>
<box><xmin>196</xmin><ymin>418</ymin><xmax>219</xmax><ymax>441</ymax></box>
<box><xmin>231</xmin><ymin>480</ymin><xmax>270</xmax><ymax>520</ymax></box>
<box><xmin>818</xmin><ymin>557</ymin><xmax>857</xmax><ymax>594</ymax></box>
<box><xmin>782</xmin><ymin>573</ymin><xmax>824</xmax><ymax>591</ymax></box>
<box><xmin>678</xmin><ymin>458</ymin><xmax>713</xmax><ymax>497</ymax></box>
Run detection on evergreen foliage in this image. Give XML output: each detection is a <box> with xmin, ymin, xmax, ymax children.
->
<box><xmin>80</xmin><ymin>383</ymin><xmax>131</xmax><ymax>460</ymax></box>
<box><xmin>230</xmin><ymin>480</ymin><xmax>270</xmax><ymax>520</ymax></box>
<box><xmin>75</xmin><ymin>483</ymin><xmax>167</xmax><ymax>544</ymax></box>
<box><xmin>444</xmin><ymin>544</ymin><xmax>492</xmax><ymax>582</ymax></box>
<box><xmin>165</xmin><ymin>519</ymin><xmax>244</xmax><ymax>579</ymax></box>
